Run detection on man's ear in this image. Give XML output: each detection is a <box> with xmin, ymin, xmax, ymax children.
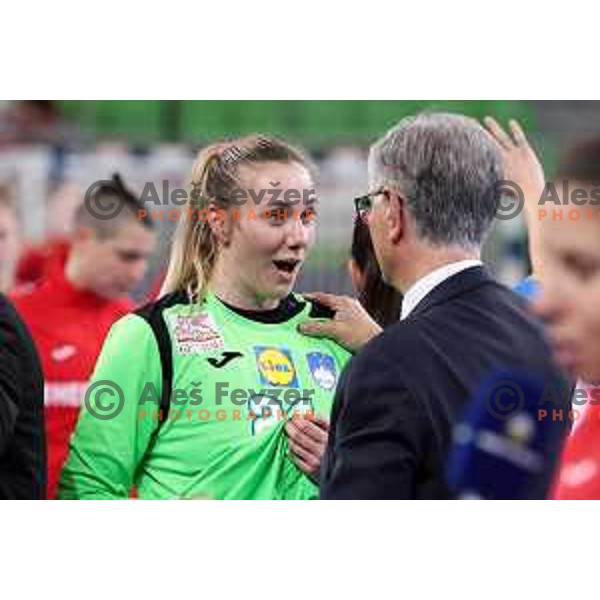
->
<box><xmin>207</xmin><ymin>203</ymin><xmax>233</xmax><ymax>246</ymax></box>
<box><xmin>387</xmin><ymin>191</ymin><xmax>404</xmax><ymax>245</ymax></box>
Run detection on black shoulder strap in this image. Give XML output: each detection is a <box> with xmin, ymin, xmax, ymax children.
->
<box><xmin>134</xmin><ymin>291</ymin><xmax>187</xmax><ymax>432</ymax></box>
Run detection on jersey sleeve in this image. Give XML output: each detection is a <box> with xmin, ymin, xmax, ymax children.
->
<box><xmin>57</xmin><ymin>314</ymin><xmax>162</xmax><ymax>499</ymax></box>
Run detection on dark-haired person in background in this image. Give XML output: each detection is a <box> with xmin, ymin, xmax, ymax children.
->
<box><xmin>10</xmin><ymin>175</ymin><xmax>156</xmax><ymax>497</ymax></box>
<box><xmin>0</xmin><ymin>293</ymin><xmax>46</xmax><ymax>498</ymax></box>
<box><xmin>349</xmin><ymin>217</ymin><xmax>402</xmax><ymax>327</ymax></box>
<box><xmin>304</xmin><ymin>219</ymin><xmax>402</xmax><ymax>352</ymax></box>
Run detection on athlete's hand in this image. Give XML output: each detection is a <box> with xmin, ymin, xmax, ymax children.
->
<box><xmin>285</xmin><ymin>416</ymin><xmax>330</xmax><ymax>482</ymax></box>
<box><xmin>298</xmin><ymin>292</ymin><xmax>383</xmax><ymax>352</ymax></box>
<box><xmin>484</xmin><ymin>116</ymin><xmax>545</xmax><ymax>202</ymax></box>
<box><xmin>483</xmin><ymin>116</ymin><xmax>546</xmax><ymax>279</ymax></box>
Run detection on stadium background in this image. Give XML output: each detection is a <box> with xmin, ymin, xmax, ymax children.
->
<box><xmin>2</xmin><ymin>100</ymin><xmax>597</xmax><ymax>301</ymax></box>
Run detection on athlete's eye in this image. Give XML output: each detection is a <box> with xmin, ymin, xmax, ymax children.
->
<box><xmin>117</xmin><ymin>250</ymin><xmax>147</xmax><ymax>262</ymax></box>
<box><xmin>561</xmin><ymin>251</ymin><xmax>600</xmax><ymax>283</ymax></box>
<box><xmin>264</xmin><ymin>209</ymin><xmax>290</xmax><ymax>226</ymax></box>
<box><xmin>301</xmin><ymin>208</ymin><xmax>316</xmax><ymax>224</ymax></box>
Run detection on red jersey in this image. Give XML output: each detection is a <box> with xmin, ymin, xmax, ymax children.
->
<box><xmin>15</xmin><ymin>238</ymin><xmax>71</xmax><ymax>287</ymax></box>
<box><xmin>10</xmin><ymin>271</ymin><xmax>133</xmax><ymax>498</ymax></box>
<box><xmin>552</xmin><ymin>385</ymin><xmax>600</xmax><ymax>499</ymax></box>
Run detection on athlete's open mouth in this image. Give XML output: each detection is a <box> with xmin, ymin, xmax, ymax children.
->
<box><xmin>272</xmin><ymin>259</ymin><xmax>301</xmax><ymax>274</ymax></box>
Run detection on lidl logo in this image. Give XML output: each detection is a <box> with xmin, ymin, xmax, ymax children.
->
<box><xmin>254</xmin><ymin>347</ymin><xmax>298</xmax><ymax>388</ymax></box>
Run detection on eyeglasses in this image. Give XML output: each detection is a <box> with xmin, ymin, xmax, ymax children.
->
<box><xmin>354</xmin><ymin>188</ymin><xmax>385</xmax><ymax>221</ymax></box>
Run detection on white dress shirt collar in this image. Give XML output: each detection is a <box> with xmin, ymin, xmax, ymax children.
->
<box><xmin>400</xmin><ymin>260</ymin><xmax>483</xmax><ymax>320</ymax></box>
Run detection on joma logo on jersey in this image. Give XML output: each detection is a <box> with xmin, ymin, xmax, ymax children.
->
<box><xmin>254</xmin><ymin>347</ymin><xmax>298</xmax><ymax>388</ymax></box>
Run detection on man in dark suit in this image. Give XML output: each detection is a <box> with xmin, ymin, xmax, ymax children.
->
<box><xmin>0</xmin><ymin>293</ymin><xmax>46</xmax><ymax>498</ymax></box>
<box><xmin>300</xmin><ymin>113</ymin><xmax>571</xmax><ymax>499</ymax></box>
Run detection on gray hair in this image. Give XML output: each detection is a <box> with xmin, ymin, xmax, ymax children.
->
<box><xmin>368</xmin><ymin>112</ymin><xmax>502</xmax><ymax>248</ymax></box>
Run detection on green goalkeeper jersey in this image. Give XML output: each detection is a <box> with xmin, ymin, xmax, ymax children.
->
<box><xmin>58</xmin><ymin>290</ymin><xmax>352</xmax><ymax>500</ymax></box>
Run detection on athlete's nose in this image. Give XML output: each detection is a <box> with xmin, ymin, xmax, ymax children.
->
<box><xmin>285</xmin><ymin>215</ymin><xmax>311</xmax><ymax>250</ymax></box>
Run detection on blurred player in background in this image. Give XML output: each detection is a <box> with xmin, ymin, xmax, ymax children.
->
<box><xmin>59</xmin><ymin>134</ymin><xmax>351</xmax><ymax>499</ymax></box>
<box><xmin>531</xmin><ymin>139</ymin><xmax>600</xmax><ymax>498</ymax></box>
<box><xmin>481</xmin><ymin>120</ymin><xmax>600</xmax><ymax>498</ymax></box>
<box><xmin>0</xmin><ymin>182</ymin><xmax>21</xmax><ymax>293</ymax></box>
<box><xmin>15</xmin><ymin>180</ymin><xmax>82</xmax><ymax>288</ymax></box>
<box><xmin>0</xmin><ymin>101</ymin><xmax>83</xmax><ymax>150</ymax></box>
<box><xmin>11</xmin><ymin>175</ymin><xmax>156</xmax><ymax>498</ymax></box>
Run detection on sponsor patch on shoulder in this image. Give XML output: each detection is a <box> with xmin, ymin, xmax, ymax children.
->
<box><xmin>169</xmin><ymin>312</ymin><xmax>224</xmax><ymax>354</ymax></box>
<box><xmin>306</xmin><ymin>352</ymin><xmax>337</xmax><ymax>390</ymax></box>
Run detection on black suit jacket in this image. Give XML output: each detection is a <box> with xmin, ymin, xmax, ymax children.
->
<box><xmin>320</xmin><ymin>267</ymin><xmax>571</xmax><ymax>499</ymax></box>
<box><xmin>0</xmin><ymin>294</ymin><xmax>46</xmax><ymax>499</ymax></box>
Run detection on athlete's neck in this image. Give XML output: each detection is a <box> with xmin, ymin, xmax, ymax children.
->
<box><xmin>209</xmin><ymin>269</ymin><xmax>281</xmax><ymax>311</ymax></box>
<box><xmin>0</xmin><ymin>267</ymin><xmax>12</xmax><ymax>293</ymax></box>
<box><xmin>209</xmin><ymin>252</ymin><xmax>285</xmax><ymax>310</ymax></box>
<box><xmin>211</xmin><ymin>286</ymin><xmax>282</xmax><ymax>311</ymax></box>
<box><xmin>65</xmin><ymin>254</ymin><xmax>90</xmax><ymax>290</ymax></box>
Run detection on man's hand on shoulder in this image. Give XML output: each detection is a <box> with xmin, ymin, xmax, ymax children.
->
<box><xmin>298</xmin><ymin>292</ymin><xmax>383</xmax><ymax>352</ymax></box>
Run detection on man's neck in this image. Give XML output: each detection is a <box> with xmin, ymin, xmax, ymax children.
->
<box><xmin>397</xmin><ymin>248</ymin><xmax>481</xmax><ymax>294</ymax></box>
